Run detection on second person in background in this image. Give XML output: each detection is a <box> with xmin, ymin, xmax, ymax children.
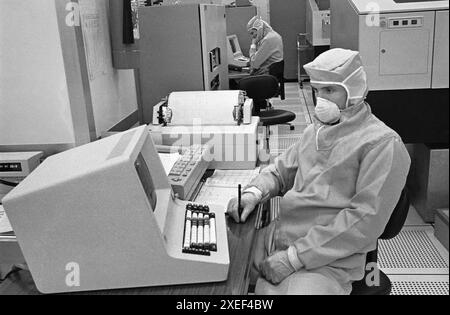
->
<box><xmin>247</xmin><ymin>16</ymin><xmax>284</xmax><ymax>75</ymax></box>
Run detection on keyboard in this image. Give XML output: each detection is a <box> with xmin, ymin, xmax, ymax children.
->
<box><xmin>237</xmin><ymin>56</ymin><xmax>250</xmax><ymax>62</ymax></box>
<box><xmin>182</xmin><ymin>203</ymin><xmax>217</xmax><ymax>256</ymax></box>
<box><xmin>168</xmin><ymin>145</ymin><xmax>210</xmax><ymax>200</ymax></box>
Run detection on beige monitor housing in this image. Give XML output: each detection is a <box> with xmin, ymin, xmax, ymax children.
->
<box><xmin>227</xmin><ymin>34</ymin><xmax>250</xmax><ymax>68</ymax></box>
<box><xmin>3</xmin><ymin>125</ymin><xmax>229</xmax><ymax>294</ymax></box>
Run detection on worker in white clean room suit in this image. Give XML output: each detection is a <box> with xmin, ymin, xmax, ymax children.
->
<box><xmin>227</xmin><ymin>48</ymin><xmax>411</xmax><ymax>295</ymax></box>
<box><xmin>247</xmin><ymin>16</ymin><xmax>283</xmax><ymax>75</ymax></box>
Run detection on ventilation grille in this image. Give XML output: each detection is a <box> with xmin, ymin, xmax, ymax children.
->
<box><xmin>379</xmin><ymin>229</ymin><xmax>449</xmax><ymax>269</ymax></box>
<box><xmin>391</xmin><ymin>281</ymin><xmax>449</xmax><ymax>295</ymax></box>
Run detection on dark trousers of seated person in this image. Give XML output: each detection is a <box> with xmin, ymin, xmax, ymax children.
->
<box><xmin>229</xmin><ymin>78</ymin><xmax>240</xmax><ymax>90</ymax></box>
<box><xmin>250</xmin><ymin>222</ymin><xmax>353</xmax><ymax>295</ymax></box>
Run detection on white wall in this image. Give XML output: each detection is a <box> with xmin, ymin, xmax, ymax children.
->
<box><xmin>0</xmin><ymin>0</ymin><xmax>75</xmax><ymax>145</ymax></box>
<box><xmin>0</xmin><ymin>0</ymin><xmax>138</xmax><ymax>148</ymax></box>
<box><xmin>221</xmin><ymin>0</ymin><xmax>270</xmax><ymax>22</ymax></box>
<box><xmin>250</xmin><ymin>0</ymin><xmax>270</xmax><ymax>23</ymax></box>
<box><xmin>79</xmin><ymin>0</ymin><xmax>138</xmax><ymax>137</ymax></box>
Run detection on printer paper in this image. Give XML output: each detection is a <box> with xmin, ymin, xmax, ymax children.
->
<box><xmin>195</xmin><ymin>186</ymin><xmax>237</xmax><ymax>211</ymax></box>
<box><xmin>204</xmin><ymin>168</ymin><xmax>261</xmax><ymax>188</ymax></box>
<box><xmin>194</xmin><ymin>168</ymin><xmax>261</xmax><ymax>212</ymax></box>
<box><xmin>0</xmin><ymin>205</ymin><xmax>13</xmax><ymax>234</ymax></box>
<box><xmin>168</xmin><ymin>91</ymin><xmax>242</xmax><ymax>125</ymax></box>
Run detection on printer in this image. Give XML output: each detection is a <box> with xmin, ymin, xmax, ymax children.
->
<box><xmin>150</xmin><ymin>90</ymin><xmax>260</xmax><ymax>170</ymax></box>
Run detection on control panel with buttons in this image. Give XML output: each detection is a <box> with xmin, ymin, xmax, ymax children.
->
<box><xmin>168</xmin><ymin>145</ymin><xmax>210</xmax><ymax>200</ymax></box>
<box><xmin>387</xmin><ymin>16</ymin><xmax>423</xmax><ymax>28</ymax></box>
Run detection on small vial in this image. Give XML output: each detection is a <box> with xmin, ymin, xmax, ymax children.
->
<box><xmin>198</xmin><ymin>213</ymin><xmax>204</xmax><ymax>248</ymax></box>
<box><xmin>204</xmin><ymin>215</ymin><xmax>210</xmax><ymax>248</ymax></box>
<box><xmin>191</xmin><ymin>212</ymin><xmax>198</xmax><ymax>248</ymax></box>
<box><xmin>183</xmin><ymin>210</ymin><xmax>192</xmax><ymax>249</ymax></box>
<box><xmin>209</xmin><ymin>213</ymin><xmax>217</xmax><ymax>251</ymax></box>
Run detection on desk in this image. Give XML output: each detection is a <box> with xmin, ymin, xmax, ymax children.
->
<box><xmin>0</xmin><ymin>214</ymin><xmax>257</xmax><ymax>295</ymax></box>
<box><xmin>229</xmin><ymin>70</ymin><xmax>251</xmax><ymax>81</ymax></box>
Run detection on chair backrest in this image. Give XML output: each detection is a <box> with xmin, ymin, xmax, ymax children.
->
<box><xmin>269</xmin><ymin>60</ymin><xmax>285</xmax><ymax>100</ymax></box>
<box><xmin>380</xmin><ymin>187</ymin><xmax>410</xmax><ymax>240</ymax></box>
<box><xmin>350</xmin><ymin>187</ymin><xmax>410</xmax><ymax>295</ymax></box>
<box><xmin>238</xmin><ymin>75</ymin><xmax>279</xmax><ymax>112</ymax></box>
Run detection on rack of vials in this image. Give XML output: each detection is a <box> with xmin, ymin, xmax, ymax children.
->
<box><xmin>182</xmin><ymin>203</ymin><xmax>217</xmax><ymax>256</ymax></box>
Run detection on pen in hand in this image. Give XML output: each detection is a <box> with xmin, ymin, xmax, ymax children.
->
<box><xmin>238</xmin><ymin>184</ymin><xmax>243</xmax><ymax>221</ymax></box>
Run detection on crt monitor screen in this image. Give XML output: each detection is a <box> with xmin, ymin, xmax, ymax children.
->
<box><xmin>134</xmin><ymin>152</ymin><xmax>157</xmax><ymax>211</ymax></box>
<box><xmin>229</xmin><ymin>37</ymin><xmax>237</xmax><ymax>54</ymax></box>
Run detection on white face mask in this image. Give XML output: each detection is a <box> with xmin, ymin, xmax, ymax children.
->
<box><xmin>315</xmin><ymin>97</ymin><xmax>341</xmax><ymax>124</ymax></box>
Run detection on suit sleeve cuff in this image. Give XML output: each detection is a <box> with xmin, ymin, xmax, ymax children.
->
<box><xmin>287</xmin><ymin>246</ymin><xmax>304</xmax><ymax>271</ymax></box>
<box><xmin>243</xmin><ymin>186</ymin><xmax>263</xmax><ymax>202</ymax></box>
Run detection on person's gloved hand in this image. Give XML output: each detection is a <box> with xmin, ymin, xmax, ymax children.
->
<box><xmin>260</xmin><ymin>250</ymin><xmax>295</xmax><ymax>284</ymax></box>
<box><xmin>226</xmin><ymin>192</ymin><xmax>260</xmax><ymax>223</ymax></box>
<box><xmin>250</xmin><ymin>39</ymin><xmax>258</xmax><ymax>54</ymax></box>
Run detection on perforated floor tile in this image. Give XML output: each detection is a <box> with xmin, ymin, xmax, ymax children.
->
<box><xmin>379</xmin><ymin>226</ymin><xmax>449</xmax><ymax>274</ymax></box>
<box><xmin>271</xmin><ymin>99</ymin><xmax>305</xmax><ymax>107</ymax></box>
<box><xmin>284</xmin><ymin>83</ymin><xmax>301</xmax><ymax>91</ymax></box>
<box><xmin>278</xmin><ymin>124</ymin><xmax>309</xmax><ymax>135</ymax></box>
<box><xmin>389</xmin><ymin>275</ymin><xmax>449</xmax><ymax>295</ymax></box>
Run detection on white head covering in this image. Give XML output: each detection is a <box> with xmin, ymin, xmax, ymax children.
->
<box><xmin>303</xmin><ymin>48</ymin><xmax>369</xmax><ymax>107</ymax></box>
<box><xmin>247</xmin><ymin>16</ymin><xmax>273</xmax><ymax>43</ymax></box>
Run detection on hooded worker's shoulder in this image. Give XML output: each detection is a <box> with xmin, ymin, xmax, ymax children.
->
<box><xmin>263</xmin><ymin>30</ymin><xmax>283</xmax><ymax>46</ymax></box>
<box><xmin>357</xmin><ymin>109</ymin><xmax>403</xmax><ymax>152</ymax></box>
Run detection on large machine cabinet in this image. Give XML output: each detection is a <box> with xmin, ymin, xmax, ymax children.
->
<box><xmin>331</xmin><ymin>0</ymin><xmax>449</xmax><ymax>143</ymax></box>
<box><xmin>139</xmin><ymin>4</ymin><xmax>229</xmax><ymax>124</ymax></box>
<box><xmin>306</xmin><ymin>0</ymin><xmax>331</xmax><ymax>47</ymax></box>
<box><xmin>331</xmin><ymin>0</ymin><xmax>449</xmax><ymax>91</ymax></box>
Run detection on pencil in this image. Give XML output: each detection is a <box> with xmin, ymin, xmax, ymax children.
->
<box><xmin>238</xmin><ymin>184</ymin><xmax>242</xmax><ymax>220</ymax></box>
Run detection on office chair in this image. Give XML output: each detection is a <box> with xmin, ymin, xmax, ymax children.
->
<box><xmin>351</xmin><ymin>187</ymin><xmax>410</xmax><ymax>295</ymax></box>
<box><xmin>269</xmin><ymin>60</ymin><xmax>285</xmax><ymax>100</ymax></box>
<box><xmin>238</xmin><ymin>75</ymin><xmax>296</xmax><ymax>154</ymax></box>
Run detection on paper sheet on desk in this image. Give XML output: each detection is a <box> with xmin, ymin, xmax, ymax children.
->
<box><xmin>194</xmin><ymin>186</ymin><xmax>237</xmax><ymax>212</ymax></box>
<box><xmin>0</xmin><ymin>205</ymin><xmax>13</xmax><ymax>234</ymax></box>
<box><xmin>158</xmin><ymin>153</ymin><xmax>181</xmax><ymax>176</ymax></box>
<box><xmin>194</xmin><ymin>168</ymin><xmax>261</xmax><ymax>212</ymax></box>
<box><xmin>204</xmin><ymin>168</ymin><xmax>261</xmax><ymax>188</ymax></box>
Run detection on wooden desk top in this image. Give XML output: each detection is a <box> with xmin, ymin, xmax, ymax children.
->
<box><xmin>0</xmin><ymin>214</ymin><xmax>257</xmax><ymax>295</ymax></box>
